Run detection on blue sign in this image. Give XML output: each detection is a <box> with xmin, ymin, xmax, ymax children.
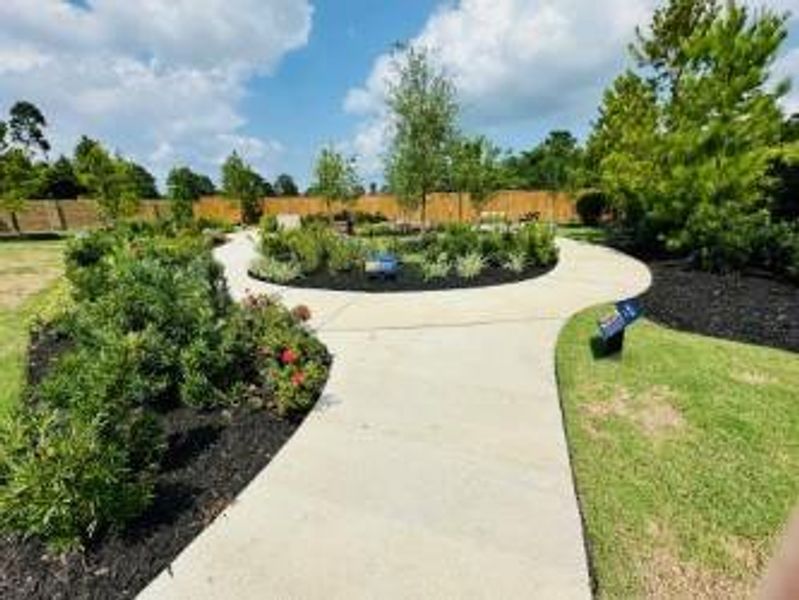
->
<box><xmin>599</xmin><ymin>312</ymin><xmax>627</xmax><ymax>340</ymax></box>
<box><xmin>365</xmin><ymin>252</ymin><xmax>399</xmax><ymax>276</ymax></box>
<box><xmin>615</xmin><ymin>298</ymin><xmax>643</xmax><ymax>326</ymax></box>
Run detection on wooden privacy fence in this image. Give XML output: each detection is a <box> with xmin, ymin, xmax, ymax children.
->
<box><xmin>1</xmin><ymin>191</ymin><xmax>575</xmax><ymax>234</ymax></box>
<box><xmin>196</xmin><ymin>190</ymin><xmax>576</xmax><ymax>225</ymax></box>
<box><xmin>0</xmin><ymin>200</ymin><xmax>171</xmax><ymax>234</ymax></box>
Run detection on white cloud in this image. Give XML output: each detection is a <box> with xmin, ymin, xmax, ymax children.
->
<box><xmin>0</xmin><ymin>0</ymin><xmax>312</xmax><ymax>180</ymax></box>
<box><xmin>345</xmin><ymin>0</ymin><xmax>799</xmax><ymax>177</ymax></box>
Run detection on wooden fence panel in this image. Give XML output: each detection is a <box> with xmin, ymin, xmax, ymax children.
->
<box><xmin>0</xmin><ymin>191</ymin><xmax>576</xmax><ymax>234</ymax></box>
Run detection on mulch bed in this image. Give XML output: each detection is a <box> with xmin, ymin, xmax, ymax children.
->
<box><xmin>0</xmin><ymin>332</ymin><xmax>312</xmax><ymax>600</ymax></box>
<box><xmin>641</xmin><ymin>259</ymin><xmax>799</xmax><ymax>353</ymax></box>
<box><xmin>249</xmin><ymin>263</ymin><xmax>555</xmax><ymax>293</ymax></box>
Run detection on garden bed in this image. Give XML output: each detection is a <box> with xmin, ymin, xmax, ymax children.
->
<box><xmin>1</xmin><ymin>328</ymin><xmax>315</xmax><ymax>600</ymax></box>
<box><xmin>248</xmin><ymin>262</ymin><xmax>555</xmax><ymax>292</ymax></box>
<box><xmin>0</xmin><ymin>405</ymin><xmax>303</xmax><ymax>600</ymax></box>
<box><xmin>642</xmin><ymin>260</ymin><xmax>799</xmax><ymax>353</ymax></box>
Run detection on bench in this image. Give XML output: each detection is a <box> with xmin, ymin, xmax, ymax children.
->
<box><xmin>597</xmin><ymin>298</ymin><xmax>644</xmax><ymax>355</ymax></box>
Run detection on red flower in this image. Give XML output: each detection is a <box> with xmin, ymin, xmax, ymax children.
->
<box><xmin>291</xmin><ymin>371</ymin><xmax>306</xmax><ymax>387</ymax></box>
<box><xmin>280</xmin><ymin>348</ymin><xmax>298</xmax><ymax>365</ymax></box>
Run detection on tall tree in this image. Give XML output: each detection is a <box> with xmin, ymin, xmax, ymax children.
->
<box><xmin>273</xmin><ymin>173</ymin><xmax>299</xmax><ymax>197</ymax></box>
<box><xmin>586</xmin><ymin>72</ymin><xmax>661</xmax><ymax>227</ymax></box>
<box><xmin>631</xmin><ymin>0</ymin><xmax>720</xmax><ymax>98</ymax></box>
<box><xmin>590</xmin><ymin>0</ymin><xmax>788</xmax><ymax>254</ymax></box>
<box><xmin>0</xmin><ymin>149</ymin><xmax>36</xmax><ymax>232</ymax></box>
<box><xmin>80</xmin><ymin>143</ymin><xmax>139</xmax><ymax>222</ymax></box>
<box><xmin>36</xmin><ymin>155</ymin><xmax>85</xmax><ymax>199</ymax></box>
<box><xmin>123</xmin><ymin>161</ymin><xmax>159</xmax><ymax>199</ymax></box>
<box><xmin>8</xmin><ymin>101</ymin><xmax>50</xmax><ymax>159</ymax></box>
<box><xmin>167</xmin><ymin>166</ymin><xmax>202</xmax><ymax>225</ymax></box>
<box><xmin>450</xmin><ymin>136</ymin><xmax>503</xmax><ymax>221</ymax></box>
<box><xmin>504</xmin><ymin>131</ymin><xmax>584</xmax><ymax>191</ymax></box>
<box><xmin>384</xmin><ymin>46</ymin><xmax>458</xmax><ymax>223</ymax></box>
<box><xmin>312</xmin><ymin>146</ymin><xmax>361</xmax><ymax>218</ymax></box>
<box><xmin>222</xmin><ymin>152</ymin><xmax>264</xmax><ymax>224</ymax></box>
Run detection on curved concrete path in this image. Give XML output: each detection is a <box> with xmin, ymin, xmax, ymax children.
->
<box><xmin>140</xmin><ymin>232</ymin><xmax>651</xmax><ymax>600</ymax></box>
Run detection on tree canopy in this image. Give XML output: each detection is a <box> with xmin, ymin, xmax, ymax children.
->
<box><xmin>312</xmin><ymin>146</ymin><xmax>361</xmax><ymax>216</ymax></box>
<box><xmin>384</xmin><ymin>46</ymin><xmax>458</xmax><ymax>222</ymax></box>
<box><xmin>222</xmin><ymin>152</ymin><xmax>265</xmax><ymax>224</ymax></box>
<box><xmin>273</xmin><ymin>173</ymin><xmax>299</xmax><ymax>197</ymax></box>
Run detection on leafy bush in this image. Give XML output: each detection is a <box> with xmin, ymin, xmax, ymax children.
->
<box><xmin>421</xmin><ymin>253</ymin><xmax>451</xmax><ymax>281</ymax></box>
<box><xmin>0</xmin><ymin>405</ymin><xmax>160</xmax><ymax>551</ymax></box>
<box><xmin>259</xmin><ymin>214</ymin><xmax>279</xmax><ymax>234</ymax></box>
<box><xmin>576</xmin><ymin>190</ymin><xmax>608</xmax><ymax>226</ymax></box>
<box><xmin>503</xmin><ymin>252</ymin><xmax>527</xmax><ymax>274</ymax></box>
<box><xmin>455</xmin><ymin>252</ymin><xmax>486</xmax><ymax>279</ymax></box>
<box><xmin>239</xmin><ymin>295</ymin><xmax>330</xmax><ymax>415</ymax></box>
<box><xmin>515</xmin><ymin>222</ymin><xmax>558</xmax><ymax>266</ymax></box>
<box><xmin>1</xmin><ymin>227</ymin><xmax>330</xmax><ymax>551</ymax></box>
<box><xmin>250</xmin><ymin>256</ymin><xmax>303</xmax><ymax>284</ymax></box>
<box><xmin>326</xmin><ymin>236</ymin><xmax>363</xmax><ymax>272</ymax></box>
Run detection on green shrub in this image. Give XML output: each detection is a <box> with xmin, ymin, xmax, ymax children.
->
<box><xmin>576</xmin><ymin>190</ymin><xmax>608</xmax><ymax>226</ymax></box>
<box><xmin>503</xmin><ymin>252</ymin><xmax>527</xmax><ymax>274</ymax></box>
<box><xmin>259</xmin><ymin>214</ymin><xmax>279</xmax><ymax>234</ymax></box>
<box><xmin>239</xmin><ymin>295</ymin><xmax>330</xmax><ymax>415</ymax></box>
<box><xmin>515</xmin><ymin>223</ymin><xmax>558</xmax><ymax>266</ymax></box>
<box><xmin>420</xmin><ymin>253</ymin><xmax>451</xmax><ymax>281</ymax></box>
<box><xmin>0</xmin><ymin>394</ymin><xmax>163</xmax><ymax>550</ymax></box>
<box><xmin>326</xmin><ymin>237</ymin><xmax>363</xmax><ymax>272</ymax></box>
<box><xmin>435</xmin><ymin>223</ymin><xmax>481</xmax><ymax>258</ymax></box>
<box><xmin>250</xmin><ymin>256</ymin><xmax>303</xmax><ymax>284</ymax></box>
<box><xmin>455</xmin><ymin>252</ymin><xmax>486</xmax><ymax>279</ymax></box>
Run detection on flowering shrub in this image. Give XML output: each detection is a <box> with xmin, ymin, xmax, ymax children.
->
<box><xmin>1</xmin><ymin>227</ymin><xmax>330</xmax><ymax>551</ymax></box>
<box><xmin>238</xmin><ymin>294</ymin><xmax>330</xmax><ymax>415</ymax></box>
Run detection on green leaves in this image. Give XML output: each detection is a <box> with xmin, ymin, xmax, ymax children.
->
<box><xmin>312</xmin><ymin>146</ymin><xmax>361</xmax><ymax>215</ymax></box>
<box><xmin>221</xmin><ymin>151</ymin><xmax>265</xmax><ymax>225</ymax></box>
<box><xmin>385</xmin><ymin>47</ymin><xmax>458</xmax><ymax>220</ymax></box>
<box><xmin>590</xmin><ymin>0</ymin><xmax>789</xmax><ymax>263</ymax></box>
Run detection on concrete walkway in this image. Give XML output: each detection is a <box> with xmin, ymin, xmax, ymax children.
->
<box><xmin>140</xmin><ymin>232</ymin><xmax>651</xmax><ymax>600</ymax></box>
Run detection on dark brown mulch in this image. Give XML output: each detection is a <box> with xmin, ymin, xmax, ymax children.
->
<box><xmin>249</xmin><ymin>263</ymin><xmax>555</xmax><ymax>293</ymax></box>
<box><xmin>641</xmin><ymin>259</ymin><xmax>799</xmax><ymax>353</ymax></box>
<box><xmin>1</xmin><ymin>333</ymin><xmax>313</xmax><ymax>600</ymax></box>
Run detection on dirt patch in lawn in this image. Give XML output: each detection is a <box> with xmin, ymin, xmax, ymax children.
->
<box><xmin>642</xmin><ymin>261</ymin><xmax>799</xmax><ymax>353</ymax></box>
<box><xmin>641</xmin><ymin>523</ymin><xmax>758</xmax><ymax>600</ymax></box>
<box><xmin>583</xmin><ymin>385</ymin><xmax>684</xmax><ymax>440</ymax></box>
<box><xmin>0</xmin><ymin>241</ymin><xmax>64</xmax><ymax>309</ymax></box>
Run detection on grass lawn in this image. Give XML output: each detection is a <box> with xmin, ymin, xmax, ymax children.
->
<box><xmin>557</xmin><ymin>224</ymin><xmax>610</xmax><ymax>245</ymax></box>
<box><xmin>0</xmin><ymin>240</ymin><xmax>67</xmax><ymax>416</ymax></box>
<box><xmin>557</xmin><ymin>307</ymin><xmax>799</xmax><ymax>598</ymax></box>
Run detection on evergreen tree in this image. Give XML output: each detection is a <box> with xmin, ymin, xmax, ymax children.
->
<box><xmin>222</xmin><ymin>152</ymin><xmax>264</xmax><ymax>224</ymax></box>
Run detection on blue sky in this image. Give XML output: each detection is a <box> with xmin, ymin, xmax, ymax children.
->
<box><xmin>2</xmin><ymin>0</ymin><xmax>799</xmax><ymax>191</ymax></box>
<box><xmin>242</xmin><ymin>0</ymin><xmax>441</xmax><ymax>187</ymax></box>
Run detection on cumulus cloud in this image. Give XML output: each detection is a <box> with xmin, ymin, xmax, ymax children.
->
<box><xmin>0</xmin><ymin>0</ymin><xmax>312</xmax><ymax>179</ymax></box>
<box><xmin>345</xmin><ymin>0</ymin><xmax>799</xmax><ymax>177</ymax></box>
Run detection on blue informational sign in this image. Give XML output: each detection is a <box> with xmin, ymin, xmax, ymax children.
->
<box><xmin>599</xmin><ymin>312</ymin><xmax>627</xmax><ymax>340</ymax></box>
<box><xmin>615</xmin><ymin>298</ymin><xmax>643</xmax><ymax>326</ymax></box>
<box><xmin>365</xmin><ymin>252</ymin><xmax>399</xmax><ymax>276</ymax></box>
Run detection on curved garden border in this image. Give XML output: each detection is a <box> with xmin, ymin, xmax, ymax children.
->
<box><xmin>246</xmin><ymin>261</ymin><xmax>557</xmax><ymax>293</ymax></box>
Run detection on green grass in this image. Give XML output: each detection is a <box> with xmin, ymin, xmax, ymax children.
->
<box><xmin>557</xmin><ymin>307</ymin><xmax>799</xmax><ymax>598</ymax></box>
<box><xmin>557</xmin><ymin>224</ymin><xmax>610</xmax><ymax>244</ymax></box>
<box><xmin>0</xmin><ymin>240</ymin><xmax>67</xmax><ymax>416</ymax></box>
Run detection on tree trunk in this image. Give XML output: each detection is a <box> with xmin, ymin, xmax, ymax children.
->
<box><xmin>458</xmin><ymin>192</ymin><xmax>463</xmax><ymax>223</ymax></box>
<box><xmin>10</xmin><ymin>211</ymin><xmax>20</xmax><ymax>235</ymax></box>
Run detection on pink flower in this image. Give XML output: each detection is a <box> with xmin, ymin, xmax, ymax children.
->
<box><xmin>291</xmin><ymin>371</ymin><xmax>306</xmax><ymax>387</ymax></box>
